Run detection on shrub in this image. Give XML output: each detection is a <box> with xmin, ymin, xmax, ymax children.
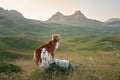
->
<box><xmin>116</xmin><ymin>71</ymin><xmax>120</xmax><ymax>80</ymax></box>
<box><xmin>0</xmin><ymin>62</ymin><xmax>21</xmax><ymax>74</ymax></box>
<box><xmin>29</xmin><ymin>62</ymin><xmax>72</xmax><ymax>80</ymax></box>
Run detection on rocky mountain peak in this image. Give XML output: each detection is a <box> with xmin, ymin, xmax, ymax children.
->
<box><xmin>72</xmin><ymin>10</ymin><xmax>87</xmax><ymax>19</ymax></box>
<box><xmin>9</xmin><ymin>10</ymin><xmax>24</xmax><ymax>18</ymax></box>
<box><xmin>47</xmin><ymin>10</ymin><xmax>87</xmax><ymax>24</ymax></box>
<box><xmin>0</xmin><ymin>7</ymin><xmax>25</xmax><ymax>19</ymax></box>
<box><xmin>55</xmin><ymin>11</ymin><xmax>63</xmax><ymax>16</ymax></box>
<box><xmin>74</xmin><ymin>10</ymin><xmax>82</xmax><ymax>15</ymax></box>
<box><xmin>0</xmin><ymin>7</ymin><xmax>4</xmax><ymax>11</ymax></box>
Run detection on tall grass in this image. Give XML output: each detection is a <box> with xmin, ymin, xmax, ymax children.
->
<box><xmin>0</xmin><ymin>51</ymin><xmax>119</xmax><ymax>80</ymax></box>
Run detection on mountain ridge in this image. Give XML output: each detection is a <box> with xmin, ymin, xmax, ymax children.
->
<box><xmin>0</xmin><ymin>7</ymin><xmax>41</xmax><ymax>24</ymax></box>
<box><xmin>105</xmin><ymin>18</ymin><xmax>120</xmax><ymax>26</ymax></box>
<box><xmin>47</xmin><ymin>10</ymin><xmax>88</xmax><ymax>24</ymax></box>
<box><xmin>1</xmin><ymin>7</ymin><xmax>120</xmax><ymax>25</ymax></box>
<box><xmin>0</xmin><ymin>7</ymin><xmax>25</xmax><ymax>19</ymax></box>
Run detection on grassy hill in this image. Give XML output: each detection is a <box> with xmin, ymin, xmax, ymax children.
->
<box><xmin>1</xmin><ymin>21</ymin><xmax>120</xmax><ymax>36</ymax></box>
<box><xmin>0</xmin><ymin>35</ymin><xmax>120</xmax><ymax>55</ymax></box>
<box><xmin>0</xmin><ymin>36</ymin><xmax>41</xmax><ymax>62</ymax></box>
<box><xmin>58</xmin><ymin>35</ymin><xmax>120</xmax><ymax>52</ymax></box>
<box><xmin>0</xmin><ymin>36</ymin><xmax>42</xmax><ymax>52</ymax></box>
<box><xmin>1</xmin><ymin>35</ymin><xmax>119</xmax><ymax>55</ymax></box>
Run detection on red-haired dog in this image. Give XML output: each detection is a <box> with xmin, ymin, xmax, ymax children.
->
<box><xmin>33</xmin><ymin>34</ymin><xmax>61</xmax><ymax>65</ymax></box>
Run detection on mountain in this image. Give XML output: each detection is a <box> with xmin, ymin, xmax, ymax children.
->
<box><xmin>0</xmin><ymin>7</ymin><xmax>25</xmax><ymax>24</ymax></box>
<box><xmin>0</xmin><ymin>7</ymin><xmax>120</xmax><ymax>37</ymax></box>
<box><xmin>47</xmin><ymin>10</ymin><xmax>87</xmax><ymax>23</ymax></box>
<box><xmin>0</xmin><ymin>7</ymin><xmax>41</xmax><ymax>24</ymax></box>
<box><xmin>104</xmin><ymin>18</ymin><xmax>120</xmax><ymax>27</ymax></box>
<box><xmin>0</xmin><ymin>7</ymin><xmax>25</xmax><ymax>19</ymax></box>
<box><xmin>47</xmin><ymin>10</ymin><xmax>101</xmax><ymax>25</ymax></box>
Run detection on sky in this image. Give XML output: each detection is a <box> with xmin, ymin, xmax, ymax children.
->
<box><xmin>0</xmin><ymin>0</ymin><xmax>120</xmax><ymax>21</ymax></box>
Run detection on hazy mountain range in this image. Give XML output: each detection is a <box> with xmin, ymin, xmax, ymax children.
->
<box><xmin>104</xmin><ymin>18</ymin><xmax>120</xmax><ymax>26</ymax></box>
<box><xmin>0</xmin><ymin>7</ymin><xmax>120</xmax><ymax>36</ymax></box>
<box><xmin>47</xmin><ymin>10</ymin><xmax>120</xmax><ymax>27</ymax></box>
<box><xmin>0</xmin><ymin>7</ymin><xmax>120</xmax><ymax>26</ymax></box>
<box><xmin>47</xmin><ymin>10</ymin><xmax>104</xmax><ymax>25</ymax></box>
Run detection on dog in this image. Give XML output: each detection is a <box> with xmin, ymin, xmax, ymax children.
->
<box><xmin>41</xmin><ymin>48</ymin><xmax>50</xmax><ymax>64</ymax></box>
<box><xmin>33</xmin><ymin>34</ymin><xmax>61</xmax><ymax>65</ymax></box>
<box><xmin>39</xmin><ymin>48</ymin><xmax>50</xmax><ymax>69</ymax></box>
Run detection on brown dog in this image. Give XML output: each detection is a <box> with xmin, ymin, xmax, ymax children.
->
<box><xmin>33</xmin><ymin>34</ymin><xmax>61</xmax><ymax>65</ymax></box>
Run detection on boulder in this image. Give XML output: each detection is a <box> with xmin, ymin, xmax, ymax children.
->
<box><xmin>39</xmin><ymin>58</ymin><xmax>70</xmax><ymax>69</ymax></box>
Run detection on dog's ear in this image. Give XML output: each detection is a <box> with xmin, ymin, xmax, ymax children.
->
<box><xmin>51</xmin><ymin>34</ymin><xmax>56</xmax><ymax>40</ymax></box>
<box><xmin>51</xmin><ymin>34</ymin><xmax>57</xmax><ymax>39</ymax></box>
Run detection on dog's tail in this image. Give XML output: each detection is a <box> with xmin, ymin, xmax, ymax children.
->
<box><xmin>33</xmin><ymin>50</ymin><xmax>40</xmax><ymax>65</ymax></box>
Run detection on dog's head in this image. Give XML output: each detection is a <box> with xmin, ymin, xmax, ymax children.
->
<box><xmin>41</xmin><ymin>48</ymin><xmax>49</xmax><ymax>57</ymax></box>
<box><xmin>52</xmin><ymin>34</ymin><xmax>61</xmax><ymax>41</ymax></box>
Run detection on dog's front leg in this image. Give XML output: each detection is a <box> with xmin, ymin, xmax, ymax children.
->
<box><xmin>51</xmin><ymin>53</ymin><xmax>54</xmax><ymax>61</ymax></box>
<box><xmin>40</xmin><ymin>57</ymin><xmax>42</xmax><ymax>63</ymax></box>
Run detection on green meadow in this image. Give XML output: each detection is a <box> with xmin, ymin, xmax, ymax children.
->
<box><xmin>0</xmin><ymin>34</ymin><xmax>120</xmax><ymax>80</ymax></box>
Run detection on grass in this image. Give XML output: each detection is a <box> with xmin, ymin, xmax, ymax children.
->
<box><xmin>0</xmin><ymin>51</ymin><xmax>120</xmax><ymax>80</ymax></box>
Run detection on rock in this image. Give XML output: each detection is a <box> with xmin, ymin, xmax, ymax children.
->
<box><xmin>53</xmin><ymin>58</ymin><xmax>70</xmax><ymax>69</ymax></box>
<box><xmin>39</xmin><ymin>63</ymin><xmax>50</xmax><ymax>69</ymax></box>
<box><xmin>39</xmin><ymin>58</ymin><xmax>78</xmax><ymax>72</ymax></box>
<box><xmin>39</xmin><ymin>58</ymin><xmax>71</xmax><ymax>69</ymax></box>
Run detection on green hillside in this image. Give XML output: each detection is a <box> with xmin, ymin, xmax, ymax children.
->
<box><xmin>0</xmin><ymin>36</ymin><xmax>41</xmax><ymax>62</ymax></box>
<box><xmin>1</xmin><ymin>22</ymin><xmax>120</xmax><ymax>37</ymax></box>
<box><xmin>0</xmin><ymin>35</ymin><xmax>120</xmax><ymax>53</ymax></box>
<box><xmin>73</xmin><ymin>35</ymin><xmax>120</xmax><ymax>51</ymax></box>
<box><xmin>57</xmin><ymin>35</ymin><xmax>120</xmax><ymax>52</ymax></box>
<box><xmin>0</xmin><ymin>36</ymin><xmax>42</xmax><ymax>52</ymax></box>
